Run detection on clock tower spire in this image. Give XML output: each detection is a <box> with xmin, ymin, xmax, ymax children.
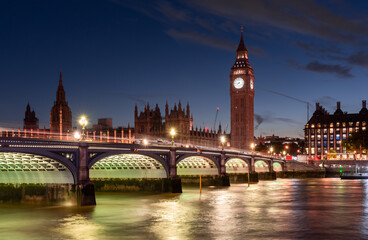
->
<box><xmin>230</xmin><ymin>27</ymin><xmax>254</xmax><ymax>150</ymax></box>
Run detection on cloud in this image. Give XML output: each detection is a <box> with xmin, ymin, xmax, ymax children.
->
<box><xmin>347</xmin><ymin>51</ymin><xmax>368</xmax><ymax>67</ymax></box>
<box><xmin>166</xmin><ymin>29</ymin><xmax>235</xmax><ymax>51</ymax></box>
<box><xmin>305</xmin><ymin>61</ymin><xmax>353</xmax><ymax>78</ymax></box>
<box><xmin>295</xmin><ymin>40</ymin><xmax>343</xmax><ymax>54</ymax></box>
<box><xmin>255</xmin><ymin>113</ymin><xmax>299</xmax><ymax>130</ymax></box>
<box><xmin>185</xmin><ymin>0</ymin><xmax>368</xmax><ymax>44</ymax></box>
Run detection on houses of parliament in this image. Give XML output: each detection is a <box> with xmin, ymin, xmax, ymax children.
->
<box><xmin>23</xmin><ymin>30</ymin><xmax>255</xmax><ymax>150</ymax></box>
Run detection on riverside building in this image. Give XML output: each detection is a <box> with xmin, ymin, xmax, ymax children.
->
<box><xmin>305</xmin><ymin>101</ymin><xmax>368</xmax><ymax>159</ymax></box>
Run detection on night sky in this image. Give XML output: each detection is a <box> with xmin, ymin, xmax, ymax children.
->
<box><xmin>1</xmin><ymin>0</ymin><xmax>368</xmax><ymax>138</ymax></box>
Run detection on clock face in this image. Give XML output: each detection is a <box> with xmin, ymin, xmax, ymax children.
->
<box><xmin>250</xmin><ymin>79</ymin><xmax>254</xmax><ymax>89</ymax></box>
<box><xmin>233</xmin><ymin>77</ymin><xmax>244</xmax><ymax>89</ymax></box>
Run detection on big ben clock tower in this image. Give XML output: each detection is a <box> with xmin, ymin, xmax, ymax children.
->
<box><xmin>230</xmin><ymin>27</ymin><xmax>254</xmax><ymax>150</ymax></box>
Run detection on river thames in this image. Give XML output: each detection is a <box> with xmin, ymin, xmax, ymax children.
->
<box><xmin>1</xmin><ymin>178</ymin><xmax>368</xmax><ymax>239</ymax></box>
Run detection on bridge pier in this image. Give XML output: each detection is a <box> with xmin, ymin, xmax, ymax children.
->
<box><xmin>77</xmin><ymin>142</ymin><xmax>96</xmax><ymax>206</ymax></box>
<box><xmin>269</xmin><ymin>159</ymin><xmax>274</xmax><ymax>173</ymax></box>
<box><xmin>169</xmin><ymin>147</ymin><xmax>182</xmax><ymax>193</ymax></box>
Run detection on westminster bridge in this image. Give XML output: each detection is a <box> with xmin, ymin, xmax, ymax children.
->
<box><xmin>0</xmin><ymin>137</ymin><xmax>287</xmax><ymax>205</ymax></box>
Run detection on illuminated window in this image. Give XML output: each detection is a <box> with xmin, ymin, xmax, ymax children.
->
<box><xmin>349</xmin><ymin>122</ymin><xmax>353</xmax><ymax>126</ymax></box>
<box><xmin>343</xmin><ymin>134</ymin><xmax>347</xmax><ymax>139</ymax></box>
<box><xmin>311</xmin><ymin>148</ymin><xmax>315</xmax><ymax>154</ymax></box>
<box><xmin>323</xmin><ymin>141</ymin><xmax>327</xmax><ymax>147</ymax></box>
<box><xmin>336</xmin><ymin>147</ymin><xmax>340</xmax><ymax>151</ymax></box>
<box><xmin>323</xmin><ymin>135</ymin><xmax>327</xmax><ymax>140</ymax></box>
<box><xmin>363</xmin><ymin>127</ymin><xmax>366</xmax><ymax>131</ymax></box>
<box><xmin>317</xmin><ymin>135</ymin><xmax>321</xmax><ymax>140</ymax></box>
<box><xmin>343</xmin><ymin>128</ymin><xmax>346</xmax><ymax>133</ymax></box>
<box><xmin>330</xmin><ymin>123</ymin><xmax>334</xmax><ymax>127</ymax></box>
<box><xmin>311</xmin><ymin>124</ymin><xmax>315</xmax><ymax>128</ymax></box>
<box><xmin>349</xmin><ymin>128</ymin><xmax>353</xmax><ymax>132</ymax></box>
<box><xmin>330</xmin><ymin>135</ymin><xmax>334</xmax><ymax>140</ymax></box>
<box><xmin>336</xmin><ymin>134</ymin><xmax>340</xmax><ymax>140</ymax></box>
<box><xmin>317</xmin><ymin>123</ymin><xmax>321</xmax><ymax>128</ymax></box>
<box><xmin>330</xmin><ymin>128</ymin><xmax>334</xmax><ymax>133</ymax></box>
<box><xmin>305</xmin><ymin>124</ymin><xmax>309</xmax><ymax>128</ymax></box>
<box><xmin>356</xmin><ymin>127</ymin><xmax>359</xmax><ymax>132</ymax></box>
<box><xmin>336</xmin><ymin>122</ymin><xmax>340</xmax><ymax>127</ymax></box>
<box><xmin>317</xmin><ymin>129</ymin><xmax>321</xmax><ymax>134</ymax></box>
<box><xmin>363</xmin><ymin>122</ymin><xmax>366</xmax><ymax>127</ymax></box>
<box><xmin>311</xmin><ymin>135</ymin><xmax>315</xmax><ymax>140</ymax></box>
<box><xmin>342</xmin><ymin>122</ymin><xmax>346</xmax><ymax>127</ymax></box>
<box><xmin>356</xmin><ymin>122</ymin><xmax>360</xmax><ymax>126</ymax></box>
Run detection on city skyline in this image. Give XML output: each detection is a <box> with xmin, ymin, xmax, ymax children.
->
<box><xmin>2</xmin><ymin>0</ymin><xmax>368</xmax><ymax>138</ymax></box>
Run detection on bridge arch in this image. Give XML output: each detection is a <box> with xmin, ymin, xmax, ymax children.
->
<box><xmin>225</xmin><ymin>157</ymin><xmax>249</xmax><ymax>173</ymax></box>
<box><xmin>176</xmin><ymin>154</ymin><xmax>219</xmax><ymax>176</ymax></box>
<box><xmin>89</xmin><ymin>152</ymin><xmax>169</xmax><ymax>179</ymax></box>
<box><xmin>0</xmin><ymin>150</ymin><xmax>76</xmax><ymax>184</ymax></box>
<box><xmin>273</xmin><ymin>162</ymin><xmax>283</xmax><ymax>172</ymax></box>
<box><xmin>254</xmin><ymin>160</ymin><xmax>269</xmax><ymax>172</ymax></box>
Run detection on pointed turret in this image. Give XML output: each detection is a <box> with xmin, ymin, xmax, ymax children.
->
<box><xmin>186</xmin><ymin>102</ymin><xmax>190</xmax><ymax>118</ymax></box>
<box><xmin>165</xmin><ymin>101</ymin><xmax>169</xmax><ymax>118</ymax></box>
<box><xmin>236</xmin><ymin>26</ymin><xmax>247</xmax><ymax>52</ymax></box>
<box><xmin>56</xmin><ymin>70</ymin><xmax>66</xmax><ymax>103</ymax></box>
<box><xmin>232</xmin><ymin>27</ymin><xmax>251</xmax><ymax>69</ymax></box>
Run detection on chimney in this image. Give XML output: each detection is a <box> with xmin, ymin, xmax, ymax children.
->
<box><xmin>337</xmin><ymin>101</ymin><xmax>341</xmax><ymax>110</ymax></box>
<box><xmin>363</xmin><ymin>100</ymin><xmax>366</xmax><ymax>108</ymax></box>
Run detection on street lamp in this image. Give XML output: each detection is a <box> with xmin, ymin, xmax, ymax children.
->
<box><xmin>250</xmin><ymin>143</ymin><xmax>255</xmax><ymax>153</ymax></box>
<box><xmin>79</xmin><ymin>116</ymin><xmax>88</xmax><ymax>140</ymax></box>
<box><xmin>170</xmin><ymin>128</ymin><xmax>176</xmax><ymax>146</ymax></box>
<box><xmin>220</xmin><ymin>136</ymin><xmax>226</xmax><ymax>151</ymax></box>
<box><xmin>143</xmin><ymin>139</ymin><xmax>148</xmax><ymax>145</ymax></box>
<box><xmin>270</xmin><ymin>146</ymin><xmax>273</xmax><ymax>156</ymax></box>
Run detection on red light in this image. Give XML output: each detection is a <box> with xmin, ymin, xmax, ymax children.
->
<box><xmin>217</xmin><ymin>107</ymin><xmax>219</xmax><ymax>110</ymax></box>
<box><xmin>206</xmin><ymin>127</ymin><xmax>209</xmax><ymax>131</ymax></box>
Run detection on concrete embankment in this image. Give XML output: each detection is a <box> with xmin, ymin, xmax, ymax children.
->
<box><xmin>0</xmin><ymin>183</ymin><xmax>75</xmax><ymax>204</ymax></box>
<box><xmin>92</xmin><ymin>178</ymin><xmax>182</xmax><ymax>193</ymax></box>
<box><xmin>180</xmin><ymin>175</ymin><xmax>230</xmax><ymax>187</ymax></box>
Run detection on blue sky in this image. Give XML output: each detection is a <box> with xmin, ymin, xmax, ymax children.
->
<box><xmin>1</xmin><ymin>0</ymin><xmax>368</xmax><ymax>138</ymax></box>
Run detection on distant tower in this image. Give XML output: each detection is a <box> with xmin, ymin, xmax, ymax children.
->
<box><xmin>50</xmin><ymin>71</ymin><xmax>72</xmax><ymax>133</ymax></box>
<box><xmin>24</xmin><ymin>103</ymin><xmax>39</xmax><ymax>129</ymax></box>
<box><xmin>230</xmin><ymin>27</ymin><xmax>255</xmax><ymax>150</ymax></box>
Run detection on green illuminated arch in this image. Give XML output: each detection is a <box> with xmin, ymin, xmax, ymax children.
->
<box><xmin>225</xmin><ymin>158</ymin><xmax>249</xmax><ymax>173</ymax></box>
<box><xmin>273</xmin><ymin>162</ymin><xmax>283</xmax><ymax>172</ymax></box>
<box><xmin>0</xmin><ymin>152</ymin><xmax>74</xmax><ymax>183</ymax></box>
<box><xmin>254</xmin><ymin>160</ymin><xmax>269</xmax><ymax>172</ymax></box>
<box><xmin>90</xmin><ymin>154</ymin><xmax>167</xmax><ymax>178</ymax></box>
<box><xmin>177</xmin><ymin>156</ymin><xmax>218</xmax><ymax>176</ymax></box>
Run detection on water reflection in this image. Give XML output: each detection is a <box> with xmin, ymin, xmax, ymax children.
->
<box><xmin>1</xmin><ymin>179</ymin><xmax>368</xmax><ymax>239</ymax></box>
<box><xmin>54</xmin><ymin>214</ymin><xmax>103</xmax><ymax>240</ymax></box>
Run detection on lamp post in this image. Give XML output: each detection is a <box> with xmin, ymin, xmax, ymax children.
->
<box><xmin>79</xmin><ymin>116</ymin><xmax>88</xmax><ymax>140</ymax></box>
<box><xmin>250</xmin><ymin>143</ymin><xmax>255</xmax><ymax>154</ymax></box>
<box><xmin>270</xmin><ymin>146</ymin><xmax>273</xmax><ymax>157</ymax></box>
<box><xmin>220</xmin><ymin>136</ymin><xmax>226</xmax><ymax>151</ymax></box>
<box><xmin>170</xmin><ymin>128</ymin><xmax>176</xmax><ymax>146</ymax></box>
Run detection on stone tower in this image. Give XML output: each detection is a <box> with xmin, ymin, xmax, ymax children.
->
<box><xmin>50</xmin><ymin>71</ymin><xmax>72</xmax><ymax>133</ymax></box>
<box><xmin>24</xmin><ymin>103</ymin><xmax>39</xmax><ymax>129</ymax></box>
<box><xmin>230</xmin><ymin>28</ymin><xmax>254</xmax><ymax>150</ymax></box>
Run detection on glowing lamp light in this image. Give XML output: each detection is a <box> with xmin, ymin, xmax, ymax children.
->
<box><xmin>170</xmin><ymin>128</ymin><xmax>176</xmax><ymax>146</ymax></box>
<box><xmin>79</xmin><ymin>116</ymin><xmax>88</xmax><ymax>128</ymax></box>
<box><xmin>74</xmin><ymin>131</ymin><xmax>81</xmax><ymax>140</ymax></box>
<box><xmin>170</xmin><ymin>128</ymin><xmax>176</xmax><ymax>137</ymax></box>
<box><xmin>220</xmin><ymin>136</ymin><xmax>226</xmax><ymax>144</ymax></box>
<box><xmin>143</xmin><ymin>139</ymin><xmax>148</xmax><ymax>145</ymax></box>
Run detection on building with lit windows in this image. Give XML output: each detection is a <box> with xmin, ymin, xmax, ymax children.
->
<box><xmin>305</xmin><ymin>101</ymin><xmax>368</xmax><ymax>159</ymax></box>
